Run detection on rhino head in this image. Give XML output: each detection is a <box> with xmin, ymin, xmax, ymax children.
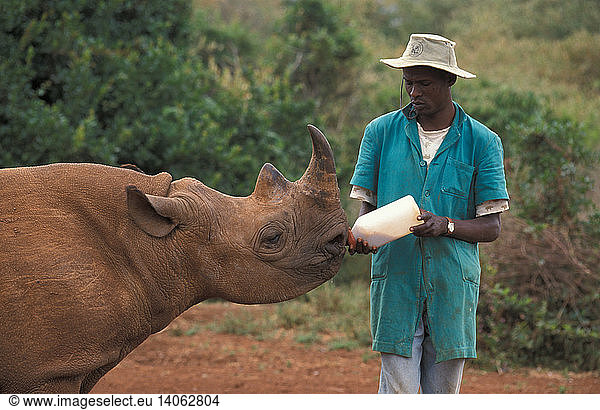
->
<box><xmin>126</xmin><ymin>125</ymin><xmax>348</xmax><ymax>304</ymax></box>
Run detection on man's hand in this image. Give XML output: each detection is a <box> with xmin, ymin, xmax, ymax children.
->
<box><xmin>410</xmin><ymin>209</ymin><xmax>448</xmax><ymax>237</ymax></box>
<box><xmin>410</xmin><ymin>210</ymin><xmax>502</xmax><ymax>243</ymax></box>
<box><xmin>347</xmin><ymin>228</ymin><xmax>378</xmax><ymax>255</ymax></box>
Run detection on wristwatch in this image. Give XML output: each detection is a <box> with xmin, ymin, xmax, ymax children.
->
<box><xmin>445</xmin><ymin>216</ymin><xmax>455</xmax><ymax>235</ymax></box>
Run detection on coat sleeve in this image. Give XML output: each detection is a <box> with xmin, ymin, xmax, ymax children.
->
<box><xmin>474</xmin><ymin>134</ymin><xmax>510</xmax><ymax>205</ymax></box>
<box><xmin>350</xmin><ymin>122</ymin><xmax>381</xmax><ymax>195</ymax></box>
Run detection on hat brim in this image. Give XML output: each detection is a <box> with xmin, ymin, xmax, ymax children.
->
<box><xmin>380</xmin><ymin>58</ymin><xmax>476</xmax><ymax>79</ymax></box>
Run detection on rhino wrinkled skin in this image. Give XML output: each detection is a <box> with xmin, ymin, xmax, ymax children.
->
<box><xmin>0</xmin><ymin>125</ymin><xmax>348</xmax><ymax>393</ymax></box>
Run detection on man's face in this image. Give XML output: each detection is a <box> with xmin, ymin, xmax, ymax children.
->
<box><xmin>402</xmin><ymin>66</ymin><xmax>453</xmax><ymax>118</ymax></box>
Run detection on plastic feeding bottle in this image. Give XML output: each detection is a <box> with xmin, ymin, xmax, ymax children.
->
<box><xmin>350</xmin><ymin>195</ymin><xmax>423</xmax><ymax>248</ymax></box>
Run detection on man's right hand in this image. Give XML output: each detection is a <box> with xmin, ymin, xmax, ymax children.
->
<box><xmin>347</xmin><ymin>228</ymin><xmax>378</xmax><ymax>255</ymax></box>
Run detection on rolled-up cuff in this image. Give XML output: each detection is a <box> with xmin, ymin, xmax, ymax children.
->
<box><xmin>476</xmin><ymin>199</ymin><xmax>509</xmax><ymax>217</ymax></box>
<box><xmin>350</xmin><ymin>185</ymin><xmax>377</xmax><ymax>206</ymax></box>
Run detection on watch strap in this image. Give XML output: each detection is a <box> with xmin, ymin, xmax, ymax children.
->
<box><xmin>444</xmin><ymin>216</ymin><xmax>455</xmax><ymax>235</ymax></box>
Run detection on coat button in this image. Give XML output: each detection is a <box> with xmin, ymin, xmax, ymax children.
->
<box><xmin>424</xmin><ymin>190</ymin><xmax>430</xmax><ymax>197</ymax></box>
<box><xmin>419</xmin><ymin>160</ymin><xmax>427</xmax><ymax>167</ymax></box>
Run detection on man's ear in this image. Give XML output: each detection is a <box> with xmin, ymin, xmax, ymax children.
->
<box><xmin>126</xmin><ymin>185</ymin><xmax>184</xmax><ymax>237</ymax></box>
<box><xmin>448</xmin><ymin>73</ymin><xmax>457</xmax><ymax>87</ymax></box>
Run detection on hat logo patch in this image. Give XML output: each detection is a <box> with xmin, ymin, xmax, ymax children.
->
<box><xmin>409</xmin><ymin>41</ymin><xmax>424</xmax><ymax>57</ymax></box>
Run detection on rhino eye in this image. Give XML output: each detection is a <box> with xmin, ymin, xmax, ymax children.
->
<box><xmin>255</xmin><ymin>223</ymin><xmax>286</xmax><ymax>254</ymax></box>
<box><xmin>263</xmin><ymin>232</ymin><xmax>281</xmax><ymax>247</ymax></box>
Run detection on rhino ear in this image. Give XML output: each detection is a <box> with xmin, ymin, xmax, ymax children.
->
<box><xmin>126</xmin><ymin>185</ymin><xmax>182</xmax><ymax>237</ymax></box>
<box><xmin>252</xmin><ymin>163</ymin><xmax>291</xmax><ymax>201</ymax></box>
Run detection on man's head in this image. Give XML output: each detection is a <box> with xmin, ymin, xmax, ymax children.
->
<box><xmin>402</xmin><ymin>65</ymin><xmax>456</xmax><ymax>119</ymax></box>
<box><xmin>380</xmin><ymin>34</ymin><xmax>474</xmax><ymax>123</ymax></box>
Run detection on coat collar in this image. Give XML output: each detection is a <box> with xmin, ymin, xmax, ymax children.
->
<box><xmin>402</xmin><ymin>101</ymin><xmax>466</xmax><ymax>158</ymax></box>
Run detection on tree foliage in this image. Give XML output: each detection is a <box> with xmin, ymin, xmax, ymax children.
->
<box><xmin>456</xmin><ymin>83</ymin><xmax>599</xmax><ymax>227</ymax></box>
<box><xmin>478</xmin><ymin>281</ymin><xmax>599</xmax><ymax>371</ymax></box>
<box><xmin>274</xmin><ymin>0</ymin><xmax>362</xmax><ymax>111</ymax></box>
<box><xmin>0</xmin><ymin>0</ymin><xmax>316</xmax><ymax>195</ymax></box>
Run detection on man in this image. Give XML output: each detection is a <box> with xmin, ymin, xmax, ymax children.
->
<box><xmin>347</xmin><ymin>34</ymin><xmax>509</xmax><ymax>394</ymax></box>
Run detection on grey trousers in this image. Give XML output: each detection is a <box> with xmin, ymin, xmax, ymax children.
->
<box><xmin>378</xmin><ymin>313</ymin><xmax>465</xmax><ymax>394</ymax></box>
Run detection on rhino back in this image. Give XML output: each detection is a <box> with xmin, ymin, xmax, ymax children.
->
<box><xmin>0</xmin><ymin>163</ymin><xmax>172</xmax><ymax>261</ymax></box>
<box><xmin>0</xmin><ymin>163</ymin><xmax>172</xmax><ymax>388</ymax></box>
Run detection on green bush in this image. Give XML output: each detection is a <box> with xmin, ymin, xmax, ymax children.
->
<box><xmin>478</xmin><ymin>282</ymin><xmax>600</xmax><ymax>371</ymax></box>
<box><xmin>0</xmin><ymin>0</ymin><xmax>318</xmax><ymax>195</ymax></box>
<box><xmin>508</xmin><ymin>116</ymin><xmax>597</xmax><ymax>225</ymax></box>
<box><xmin>272</xmin><ymin>0</ymin><xmax>362</xmax><ymax>123</ymax></box>
<box><xmin>457</xmin><ymin>83</ymin><xmax>599</xmax><ymax>226</ymax></box>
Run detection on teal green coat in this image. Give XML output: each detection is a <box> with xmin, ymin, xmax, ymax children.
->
<box><xmin>350</xmin><ymin>102</ymin><xmax>509</xmax><ymax>362</ymax></box>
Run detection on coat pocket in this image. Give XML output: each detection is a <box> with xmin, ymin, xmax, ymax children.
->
<box><xmin>371</xmin><ymin>243</ymin><xmax>390</xmax><ymax>280</ymax></box>
<box><xmin>455</xmin><ymin>241</ymin><xmax>481</xmax><ymax>285</ymax></box>
<box><xmin>441</xmin><ymin>157</ymin><xmax>475</xmax><ymax>199</ymax></box>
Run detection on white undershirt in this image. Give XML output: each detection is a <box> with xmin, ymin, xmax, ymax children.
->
<box><xmin>418</xmin><ymin>122</ymin><xmax>450</xmax><ymax>166</ymax></box>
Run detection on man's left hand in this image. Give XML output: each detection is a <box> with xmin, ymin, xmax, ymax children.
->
<box><xmin>410</xmin><ymin>210</ymin><xmax>448</xmax><ymax>237</ymax></box>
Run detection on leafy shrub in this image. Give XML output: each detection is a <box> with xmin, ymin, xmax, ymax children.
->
<box><xmin>274</xmin><ymin>0</ymin><xmax>362</xmax><ymax>113</ymax></box>
<box><xmin>0</xmin><ymin>0</ymin><xmax>318</xmax><ymax>195</ymax></box>
<box><xmin>478</xmin><ymin>281</ymin><xmax>600</xmax><ymax>371</ymax></box>
<box><xmin>457</xmin><ymin>83</ymin><xmax>599</xmax><ymax>226</ymax></box>
<box><xmin>584</xmin><ymin>211</ymin><xmax>600</xmax><ymax>241</ymax></box>
<box><xmin>509</xmin><ymin>116</ymin><xmax>597</xmax><ymax>225</ymax></box>
<box><xmin>461</xmin><ymin>85</ymin><xmax>600</xmax><ymax>371</ymax></box>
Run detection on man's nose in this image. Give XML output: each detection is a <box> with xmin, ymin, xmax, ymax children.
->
<box><xmin>409</xmin><ymin>85</ymin><xmax>420</xmax><ymax>96</ymax></box>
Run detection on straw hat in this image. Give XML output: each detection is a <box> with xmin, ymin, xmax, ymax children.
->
<box><xmin>380</xmin><ymin>34</ymin><xmax>476</xmax><ymax>79</ymax></box>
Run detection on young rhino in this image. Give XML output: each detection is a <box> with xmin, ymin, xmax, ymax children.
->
<box><xmin>0</xmin><ymin>125</ymin><xmax>348</xmax><ymax>394</ymax></box>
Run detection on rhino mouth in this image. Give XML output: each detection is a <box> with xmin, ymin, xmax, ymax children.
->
<box><xmin>295</xmin><ymin>228</ymin><xmax>347</xmax><ymax>278</ymax></box>
<box><xmin>323</xmin><ymin>231</ymin><xmax>347</xmax><ymax>258</ymax></box>
<box><xmin>317</xmin><ymin>252</ymin><xmax>345</xmax><ymax>277</ymax></box>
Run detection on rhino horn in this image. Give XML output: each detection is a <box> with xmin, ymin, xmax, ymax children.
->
<box><xmin>298</xmin><ymin>124</ymin><xmax>340</xmax><ymax>203</ymax></box>
<box><xmin>252</xmin><ymin>163</ymin><xmax>292</xmax><ymax>201</ymax></box>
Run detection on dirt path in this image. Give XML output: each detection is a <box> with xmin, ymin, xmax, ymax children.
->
<box><xmin>91</xmin><ymin>303</ymin><xmax>600</xmax><ymax>394</ymax></box>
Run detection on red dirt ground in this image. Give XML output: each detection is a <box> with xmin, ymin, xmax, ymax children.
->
<box><xmin>91</xmin><ymin>302</ymin><xmax>600</xmax><ymax>394</ymax></box>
